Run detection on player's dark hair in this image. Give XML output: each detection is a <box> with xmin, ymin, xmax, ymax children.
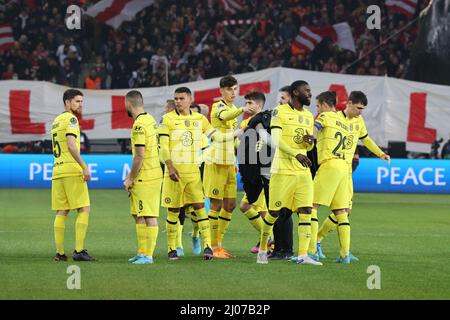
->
<box><xmin>174</xmin><ymin>87</ymin><xmax>192</xmax><ymax>95</ymax></box>
<box><xmin>220</xmin><ymin>75</ymin><xmax>238</xmax><ymax>88</ymax></box>
<box><xmin>63</xmin><ymin>89</ymin><xmax>83</xmax><ymax>105</ymax></box>
<box><xmin>279</xmin><ymin>86</ymin><xmax>291</xmax><ymax>93</ymax></box>
<box><xmin>316</xmin><ymin>91</ymin><xmax>337</xmax><ymax>107</ymax></box>
<box><xmin>125</xmin><ymin>90</ymin><xmax>144</xmax><ymax>107</ymax></box>
<box><xmin>348</xmin><ymin>91</ymin><xmax>368</xmax><ymax>106</ymax></box>
<box><xmin>244</xmin><ymin>91</ymin><xmax>266</xmax><ymax>106</ymax></box>
<box><xmin>289</xmin><ymin>80</ymin><xmax>309</xmax><ymax>96</ymax></box>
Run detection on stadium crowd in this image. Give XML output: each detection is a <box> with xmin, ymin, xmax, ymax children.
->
<box><xmin>0</xmin><ymin>0</ymin><xmax>435</xmax><ymax>157</ymax></box>
<box><xmin>1</xmin><ymin>0</ymin><xmax>430</xmax><ymax>89</ymax></box>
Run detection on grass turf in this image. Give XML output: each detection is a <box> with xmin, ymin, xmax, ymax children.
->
<box><xmin>0</xmin><ymin>189</ymin><xmax>449</xmax><ymax>300</ymax></box>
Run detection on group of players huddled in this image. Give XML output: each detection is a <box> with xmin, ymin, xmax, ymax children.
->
<box><xmin>51</xmin><ymin>75</ymin><xmax>390</xmax><ymax>265</ymax></box>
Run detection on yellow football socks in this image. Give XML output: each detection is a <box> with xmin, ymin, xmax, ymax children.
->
<box><xmin>136</xmin><ymin>223</ymin><xmax>147</xmax><ymax>255</ymax></box>
<box><xmin>244</xmin><ymin>207</ymin><xmax>263</xmax><ymax>233</ymax></box>
<box><xmin>308</xmin><ymin>208</ymin><xmax>319</xmax><ymax>255</ymax></box>
<box><xmin>208</xmin><ymin>209</ymin><xmax>219</xmax><ymax>248</ymax></box>
<box><xmin>146</xmin><ymin>225</ymin><xmax>158</xmax><ymax>257</ymax></box>
<box><xmin>217</xmin><ymin>209</ymin><xmax>232</xmax><ymax>245</ymax></box>
<box><xmin>54</xmin><ymin>214</ymin><xmax>67</xmax><ymax>255</ymax></box>
<box><xmin>317</xmin><ymin>212</ymin><xmax>338</xmax><ymax>242</ymax></box>
<box><xmin>260</xmin><ymin>213</ymin><xmax>277</xmax><ymax>251</ymax></box>
<box><xmin>166</xmin><ymin>210</ymin><xmax>179</xmax><ymax>252</ymax></box>
<box><xmin>336</xmin><ymin>213</ymin><xmax>351</xmax><ymax>258</ymax></box>
<box><xmin>176</xmin><ymin>223</ymin><xmax>184</xmax><ymax>249</ymax></box>
<box><xmin>194</xmin><ymin>207</ymin><xmax>211</xmax><ymax>249</ymax></box>
<box><xmin>75</xmin><ymin>212</ymin><xmax>89</xmax><ymax>252</ymax></box>
<box><xmin>298</xmin><ymin>213</ymin><xmax>311</xmax><ymax>256</ymax></box>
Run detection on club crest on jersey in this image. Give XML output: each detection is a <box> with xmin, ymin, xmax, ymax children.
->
<box><xmin>217</xmin><ymin>103</ymin><xmax>224</xmax><ymax>109</ymax></box>
<box><xmin>272</xmin><ymin>109</ymin><xmax>278</xmax><ymax>117</ymax></box>
<box><xmin>185</xmin><ymin>120</ymin><xmax>190</xmax><ymax>127</ymax></box>
<box><xmin>356</xmin><ymin>125</ymin><xmax>360</xmax><ymax>131</ymax></box>
<box><xmin>70</xmin><ymin>117</ymin><xmax>77</xmax><ymax>124</ymax></box>
<box><xmin>350</xmin><ymin>124</ymin><xmax>354</xmax><ymax>131</ymax></box>
<box><xmin>298</xmin><ymin>116</ymin><xmax>303</xmax><ymax>123</ymax></box>
<box><xmin>305</xmin><ymin>118</ymin><xmax>310</xmax><ymax>125</ymax></box>
<box><xmin>193</xmin><ymin>121</ymin><xmax>199</xmax><ymax>127</ymax></box>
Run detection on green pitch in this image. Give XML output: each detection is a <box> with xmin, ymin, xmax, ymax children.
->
<box><xmin>1</xmin><ymin>189</ymin><xmax>449</xmax><ymax>300</ymax></box>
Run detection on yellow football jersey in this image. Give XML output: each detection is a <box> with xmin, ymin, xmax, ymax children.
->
<box><xmin>314</xmin><ymin>111</ymin><xmax>350</xmax><ymax>165</ymax></box>
<box><xmin>344</xmin><ymin>114</ymin><xmax>368</xmax><ymax>167</ymax></box>
<box><xmin>270</xmin><ymin>104</ymin><xmax>314</xmax><ymax>175</ymax></box>
<box><xmin>131</xmin><ymin>112</ymin><xmax>162</xmax><ymax>181</ymax></box>
<box><xmin>51</xmin><ymin>112</ymin><xmax>83</xmax><ymax>179</ymax></box>
<box><xmin>209</xmin><ymin>100</ymin><xmax>239</xmax><ymax>165</ymax></box>
<box><xmin>159</xmin><ymin>110</ymin><xmax>212</xmax><ymax>175</ymax></box>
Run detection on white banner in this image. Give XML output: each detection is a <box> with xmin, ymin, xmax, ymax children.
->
<box><xmin>1</xmin><ymin>67</ymin><xmax>449</xmax><ymax>153</ymax></box>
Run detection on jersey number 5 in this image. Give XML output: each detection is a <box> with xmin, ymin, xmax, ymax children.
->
<box><xmin>332</xmin><ymin>132</ymin><xmax>346</xmax><ymax>160</ymax></box>
<box><xmin>52</xmin><ymin>133</ymin><xmax>61</xmax><ymax>158</ymax></box>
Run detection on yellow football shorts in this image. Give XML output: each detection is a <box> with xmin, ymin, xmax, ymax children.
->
<box><xmin>313</xmin><ymin>159</ymin><xmax>350</xmax><ymax>210</ymax></box>
<box><xmin>203</xmin><ymin>163</ymin><xmax>237</xmax><ymax>200</ymax></box>
<box><xmin>242</xmin><ymin>190</ymin><xmax>268</xmax><ymax>213</ymax></box>
<box><xmin>162</xmin><ymin>173</ymin><xmax>204</xmax><ymax>208</ymax></box>
<box><xmin>130</xmin><ymin>178</ymin><xmax>162</xmax><ymax>217</ymax></box>
<box><xmin>269</xmin><ymin>172</ymin><xmax>313</xmax><ymax>211</ymax></box>
<box><xmin>52</xmin><ymin>175</ymin><xmax>90</xmax><ymax>211</ymax></box>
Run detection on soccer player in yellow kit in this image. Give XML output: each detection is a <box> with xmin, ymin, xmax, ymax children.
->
<box><xmin>203</xmin><ymin>75</ymin><xmax>257</xmax><ymax>258</ymax></box>
<box><xmin>314</xmin><ymin>91</ymin><xmax>390</xmax><ymax>261</ymax></box>
<box><xmin>311</xmin><ymin>90</ymin><xmax>353</xmax><ymax>264</ymax></box>
<box><xmin>159</xmin><ymin>86</ymin><xmax>242</xmax><ymax>260</ymax></box>
<box><xmin>123</xmin><ymin>90</ymin><xmax>163</xmax><ymax>265</ymax></box>
<box><xmin>257</xmin><ymin>80</ymin><xmax>321</xmax><ymax>265</ymax></box>
<box><xmin>51</xmin><ymin>89</ymin><xmax>94</xmax><ymax>262</ymax></box>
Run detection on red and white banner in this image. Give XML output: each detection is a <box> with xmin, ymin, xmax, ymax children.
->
<box><xmin>0</xmin><ymin>24</ymin><xmax>15</xmax><ymax>52</ymax></box>
<box><xmin>85</xmin><ymin>0</ymin><xmax>154</xmax><ymax>29</ymax></box>
<box><xmin>293</xmin><ymin>22</ymin><xmax>356</xmax><ymax>53</ymax></box>
<box><xmin>1</xmin><ymin>68</ymin><xmax>450</xmax><ymax>153</ymax></box>
<box><xmin>386</xmin><ymin>0</ymin><xmax>418</xmax><ymax>17</ymax></box>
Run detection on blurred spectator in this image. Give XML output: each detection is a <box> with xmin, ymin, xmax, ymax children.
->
<box><xmin>441</xmin><ymin>135</ymin><xmax>450</xmax><ymax>159</ymax></box>
<box><xmin>0</xmin><ymin>0</ymin><xmax>430</xmax><ymax>89</ymax></box>
<box><xmin>84</xmin><ymin>68</ymin><xmax>102</xmax><ymax>89</ymax></box>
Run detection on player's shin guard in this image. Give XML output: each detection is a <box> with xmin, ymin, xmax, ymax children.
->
<box><xmin>217</xmin><ymin>209</ymin><xmax>232</xmax><ymax>246</ymax></box>
<box><xmin>194</xmin><ymin>208</ymin><xmax>211</xmax><ymax>249</ymax></box>
<box><xmin>146</xmin><ymin>225</ymin><xmax>158</xmax><ymax>257</ymax></box>
<box><xmin>166</xmin><ymin>210</ymin><xmax>179</xmax><ymax>252</ymax></box>
<box><xmin>308</xmin><ymin>209</ymin><xmax>319</xmax><ymax>255</ymax></box>
<box><xmin>298</xmin><ymin>213</ymin><xmax>312</xmax><ymax>256</ymax></box>
<box><xmin>75</xmin><ymin>212</ymin><xmax>89</xmax><ymax>252</ymax></box>
<box><xmin>244</xmin><ymin>208</ymin><xmax>263</xmax><ymax>233</ymax></box>
<box><xmin>54</xmin><ymin>215</ymin><xmax>67</xmax><ymax>255</ymax></box>
<box><xmin>317</xmin><ymin>213</ymin><xmax>338</xmax><ymax>242</ymax></box>
<box><xmin>136</xmin><ymin>223</ymin><xmax>147</xmax><ymax>255</ymax></box>
<box><xmin>336</xmin><ymin>213</ymin><xmax>351</xmax><ymax>258</ymax></box>
<box><xmin>260</xmin><ymin>214</ymin><xmax>277</xmax><ymax>251</ymax></box>
<box><xmin>208</xmin><ymin>209</ymin><xmax>219</xmax><ymax>248</ymax></box>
